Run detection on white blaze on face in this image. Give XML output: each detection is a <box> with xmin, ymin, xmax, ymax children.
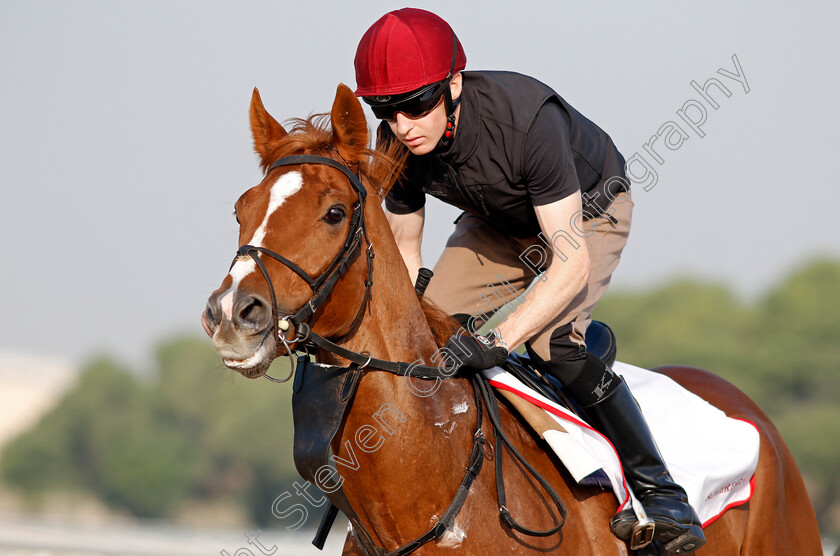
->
<box><xmin>219</xmin><ymin>171</ymin><xmax>304</xmax><ymax>320</ymax></box>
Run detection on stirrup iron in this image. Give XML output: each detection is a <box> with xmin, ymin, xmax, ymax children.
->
<box><xmin>628</xmin><ymin>486</ymin><xmax>655</xmax><ymax>550</ymax></box>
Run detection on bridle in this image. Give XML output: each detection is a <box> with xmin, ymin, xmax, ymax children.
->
<box><xmin>234</xmin><ymin>153</ymin><xmax>458</xmax><ymax>381</ymax></box>
<box><xmin>230</xmin><ymin>153</ymin><xmax>566</xmax><ymax>556</ymax></box>
<box><xmin>233</xmin><ymin>153</ymin><xmax>375</xmax><ymax>380</ymax></box>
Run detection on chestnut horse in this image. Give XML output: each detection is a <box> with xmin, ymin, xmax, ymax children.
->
<box><xmin>202</xmin><ymin>84</ymin><xmax>822</xmax><ymax>555</ymax></box>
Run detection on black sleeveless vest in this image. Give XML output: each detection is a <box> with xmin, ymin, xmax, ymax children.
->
<box><xmin>384</xmin><ymin>71</ymin><xmax>627</xmax><ymax>238</ymax></box>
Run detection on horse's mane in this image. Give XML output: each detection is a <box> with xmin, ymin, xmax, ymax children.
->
<box><xmin>263</xmin><ymin>114</ymin><xmax>459</xmax><ymax>346</ymax></box>
<box><xmin>419</xmin><ymin>297</ymin><xmax>462</xmax><ymax>347</ymax></box>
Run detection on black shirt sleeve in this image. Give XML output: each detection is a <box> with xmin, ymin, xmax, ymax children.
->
<box><xmin>523</xmin><ymin>101</ymin><xmax>581</xmax><ymax>206</ymax></box>
<box><xmin>384</xmin><ymin>173</ymin><xmax>426</xmax><ymax>214</ymax></box>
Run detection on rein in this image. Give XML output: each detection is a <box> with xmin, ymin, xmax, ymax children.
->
<box><xmin>237</xmin><ymin>154</ymin><xmax>566</xmax><ymax>555</ymax></box>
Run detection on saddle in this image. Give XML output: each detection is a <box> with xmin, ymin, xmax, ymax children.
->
<box><xmin>489</xmin><ymin>334</ymin><xmax>760</xmax><ymax>533</ymax></box>
<box><xmin>502</xmin><ymin>319</ymin><xmax>617</xmax><ymax>411</ymax></box>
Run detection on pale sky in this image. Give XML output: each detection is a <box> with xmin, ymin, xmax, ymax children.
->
<box><xmin>1</xmin><ymin>1</ymin><xmax>838</xmax><ymax>366</ymax></box>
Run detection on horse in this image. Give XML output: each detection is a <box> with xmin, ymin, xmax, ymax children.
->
<box><xmin>201</xmin><ymin>84</ymin><xmax>822</xmax><ymax>555</ymax></box>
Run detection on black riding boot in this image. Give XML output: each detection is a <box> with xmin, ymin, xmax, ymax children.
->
<box><xmin>584</xmin><ymin>376</ymin><xmax>706</xmax><ymax>554</ymax></box>
<box><xmin>534</xmin><ymin>350</ymin><xmax>705</xmax><ymax>554</ymax></box>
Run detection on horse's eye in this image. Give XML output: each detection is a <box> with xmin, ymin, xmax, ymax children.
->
<box><xmin>233</xmin><ymin>210</ymin><xmax>240</xmax><ymax>224</ymax></box>
<box><xmin>324</xmin><ymin>205</ymin><xmax>346</xmax><ymax>224</ymax></box>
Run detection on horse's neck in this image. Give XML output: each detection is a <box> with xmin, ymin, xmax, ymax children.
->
<box><xmin>331</xmin><ymin>204</ymin><xmax>440</xmax><ymax>364</ymax></box>
<box><xmin>321</xmin><ymin>199</ymin><xmax>471</xmax><ymax>429</ymax></box>
<box><xmin>320</xmin><ymin>203</ymin><xmax>482</xmax><ymax>549</ymax></box>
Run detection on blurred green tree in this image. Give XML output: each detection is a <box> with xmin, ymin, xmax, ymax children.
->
<box><xmin>0</xmin><ymin>338</ymin><xmax>300</xmax><ymax>523</ymax></box>
<box><xmin>1</xmin><ymin>357</ymin><xmax>194</xmax><ymax>515</ymax></box>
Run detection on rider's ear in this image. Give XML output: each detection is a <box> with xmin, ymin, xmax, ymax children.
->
<box><xmin>249</xmin><ymin>87</ymin><xmax>288</xmax><ymax>172</ymax></box>
<box><xmin>331</xmin><ymin>83</ymin><xmax>369</xmax><ymax>165</ymax></box>
<box><xmin>450</xmin><ymin>72</ymin><xmax>463</xmax><ymax>101</ymax></box>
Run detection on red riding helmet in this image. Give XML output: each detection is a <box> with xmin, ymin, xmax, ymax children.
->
<box><xmin>354</xmin><ymin>8</ymin><xmax>467</xmax><ymax>97</ymax></box>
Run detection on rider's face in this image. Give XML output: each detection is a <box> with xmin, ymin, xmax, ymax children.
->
<box><xmin>386</xmin><ymin>74</ymin><xmax>462</xmax><ymax>156</ymax></box>
<box><xmin>387</xmin><ymin>101</ymin><xmax>448</xmax><ymax>156</ymax></box>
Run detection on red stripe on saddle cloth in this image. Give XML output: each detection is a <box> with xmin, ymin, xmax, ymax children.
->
<box><xmin>484</xmin><ymin>362</ymin><xmax>760</xmax><ymax>527</ymax></box>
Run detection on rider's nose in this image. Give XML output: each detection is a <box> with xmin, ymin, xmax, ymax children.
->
<box><xmin>393</xmin><ymin>113</ymin><xmax>413</xmax><ymax>136</ymax></box>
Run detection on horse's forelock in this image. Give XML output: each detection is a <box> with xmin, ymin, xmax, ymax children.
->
<box><xmin>259</xmin><ymin>113</ymin><xmax>407</xmax><ymax>202</ymax></box>
<box><xmin>258</xmin><ymin>114</ymin><xmax>333</xmax><ymax>173</ymax></box>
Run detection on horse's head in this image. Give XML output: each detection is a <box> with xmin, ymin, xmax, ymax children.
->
<box><xmin>202</xmin><ymin>85</ymin><xmax>375</xmax><ymax>378</ymax></box>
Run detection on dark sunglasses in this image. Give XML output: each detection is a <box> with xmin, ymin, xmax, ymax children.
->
<box><xmin>363</xmin><ymin>79</ymin><xmax>448</xmax><ymax>121</ymax></box>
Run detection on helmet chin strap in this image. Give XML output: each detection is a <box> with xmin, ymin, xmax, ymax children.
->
<box><xmin>437</xmin><ymin>85</ymin><xmax>460</xmax><ymax>150</ymax></box>
<box><xmin>437</xmin><ymin>30</ymin><xmax>461</xmax><ymax>150</ymax></box>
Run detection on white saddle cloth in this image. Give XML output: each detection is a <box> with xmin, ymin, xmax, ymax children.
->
<box><xmin>482</xmin><ymin>361</ymin><xmax>760</xmax><ymax>526</ymax></box>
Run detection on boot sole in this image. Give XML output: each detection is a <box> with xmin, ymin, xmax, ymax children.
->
<box><xmin>663</xmin><ymin>525</ymin><xmax>706</xmax><ymax>554</ymax></box>
<box><xmin>609</xmin><ymin>508</ymin><xmax>636</xmax><ymax>541</ymax></box>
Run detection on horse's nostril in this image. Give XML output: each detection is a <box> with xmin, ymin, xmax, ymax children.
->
<box><xmin>239</xmin><ymin>300</ymin><xmax>259</xmax><ymax>321</ymax></box>
<box><xmin>202</xmin><ymin>304</ymin><xmax>218</xmax><ymax>338</ymax></box>
<box><xmin>205</xmin><ymin>305</ymin><xmax>217</xmax><ymax>327</ymax></box>
<box><xmin>236</xmin><ymin>296</ymin><xmax>269</xmax><ymax>330</ymax></box>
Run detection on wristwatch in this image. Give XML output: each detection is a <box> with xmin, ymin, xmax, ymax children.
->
<box><xmin>480</xmin><ymin>330</ymin><xmax>507</xmax><ymax>350</ymax></box>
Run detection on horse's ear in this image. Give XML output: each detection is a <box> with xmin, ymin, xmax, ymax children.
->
<box><xmin>331</xmin><ymin>83</ymin><xmax>369</xmax><ymax>163</ymax></box>
<box><xmin>250</xmin><ymin>88</ymin><xmax>287</xmax><ymax>171</ymax></box>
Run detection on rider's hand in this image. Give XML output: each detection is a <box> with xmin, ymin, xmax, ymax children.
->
<box><xmin>443</xmin><ymin>331</ymin><xmax>508</xmax><ymax>371</ymax></box>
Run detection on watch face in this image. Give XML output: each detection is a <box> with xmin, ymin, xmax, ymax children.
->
<box><xmin>478</xmin><ymin>332</ymin><xmax>498</xmax><ymax>348</ymax></box>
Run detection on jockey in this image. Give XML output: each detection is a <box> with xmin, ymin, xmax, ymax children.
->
<box><xmin>354</xmin><ymin>7</ymin><xmax>705</xmax><ymax>553</ymax></box>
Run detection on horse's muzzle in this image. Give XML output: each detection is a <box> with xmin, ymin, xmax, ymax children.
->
<box><xmin>203</xmin><ymin>290</ymin><xmax>277</xmax><ymax>376</ymax></box>
<box><xmin>205</xmin><ymin>290</ymin><xmax>273</xmax><ymax>335</ymax></box>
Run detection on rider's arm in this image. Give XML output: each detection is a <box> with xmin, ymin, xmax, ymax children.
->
<box><xmin>495</xmin><ymin>194</ymin><xmax>590</xmax><ymax>350</ymax></box>
<box><xmin>384</xmin><ymin>206</ymin><xmax>425</xmax><ymax>284</ymax></box>
<box><xmin>491</xmin><ymin>100</ymin><xmax>591</xmax><ymax>350</ymax></box>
